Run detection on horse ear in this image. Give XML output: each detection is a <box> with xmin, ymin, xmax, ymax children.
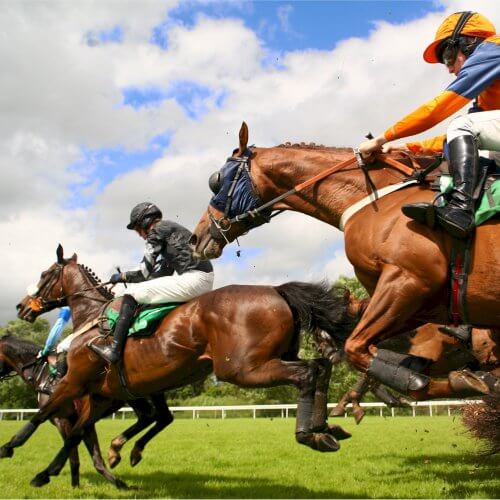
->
<box><xmin>70</xmin><ymin>253</ymin><xmax>78</xmax><ymax>263</ymax></box>
<box><xmin>237</xmin><ymin>121</ymin><xmax>249</xmax><ymax>156</ymax></box>
<box><xmin>56</xmin><ymin>244</ymin><xmax>64</xmax><ymax>264</ymax></box>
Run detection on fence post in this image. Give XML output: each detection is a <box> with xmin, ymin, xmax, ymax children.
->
<box><xmin>447</xmin><ymin>405</ymin><xmax>451</xmax><ymax>417</ymax></box>
<box><xmin>379</xmin><ymin>407</ymin><xmax>383</xmax><ymax>417</ymax></box>
<box><xmin>412</xmin><ymin>405</ymin><xmax>416</xmax><ymax>417</ymax></box>
<box><xmin>253</xmin><ymin>408</ymin><xmax>256</xmax><ymax>419</ymax></box>
<box><xmin>391</xmin><ymin>407</ymin><xmax>395</xmax><ymax>418</ymax></box>
<box><xmin>192</xmin><ymin>409</ymin><xmax>195</xmax><ymax>419</ymax></box>
<box><xmin>286</xmin><ymin>408</ymin><xmax>288</xmax><ymax>418</ymax></box>
<box><xmin>429</xmin><ymin>405</ymin><xmax>433</xmax><ymax>417</ymax></box>
<box><xmin>122</xmin><ymin>410</ymin><xmax>125</xmax><ymax>420</ymax></box>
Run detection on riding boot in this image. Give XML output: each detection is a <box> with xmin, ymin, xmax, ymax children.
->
<box><xmin>88</xmin><ymin>294</ymin><xmax>137</xmax><ymax>364</ymax></box>
<box><xmin>438</xmin><ymin>324</ymin><xmax>472</xmax><ymax>344</ymax></box>
<box><xmin>55</xmin><ymin>352</ymin><xmax>68</xmax><ymax>378</ymax></box>
<box><xmin>402</xmin><ymin>136</ymin><xmax>478</xmax><ymax>238</ymax></box>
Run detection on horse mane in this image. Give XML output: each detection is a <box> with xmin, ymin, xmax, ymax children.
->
<box><xmin>77</xmin><ymin>264</ymin><xmax>115</xmax><ymax>300</ymax></box>
<box><xmin>277</xmin><ymin>142</ymin><xmax>352</xmax><ymax>154</ymax></box>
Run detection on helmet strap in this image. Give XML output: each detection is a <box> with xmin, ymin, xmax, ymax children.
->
<box><xmin>441</xmin><ymin>11</ymin><xmax>474</xmax><ymax>65</ymax></box>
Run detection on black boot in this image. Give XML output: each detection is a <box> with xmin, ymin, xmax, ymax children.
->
<box><xmin>438</xmin><ymin>324</ymin><xmax>472</xmax><ymax>343</ymax></box>
<box><xmin>402</xmin><ymin>136</ymin><xmax>478</xmax><ymax>238</ymax></box>
<box><xmin>55</xmin><ymin>352</ymin><xmax>68</xmax><ymax>378</ymax></box>
<box><xmin>88</xmin><ymin>294</ymin><xmax>137</xmax><ymax>364</ymax></box>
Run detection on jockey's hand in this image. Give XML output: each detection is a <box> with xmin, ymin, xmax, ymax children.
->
<box><xmin>110</xmin><ymin>272</ymin><xmax>125</xmax><ymax>284</ymax></box>
<box><xmin>381</xmin><ymin>143</ymin><xmax>408</xmax><ymax>154</ymax></box>
<box><xmin>358</xmin><ymin>134</ymin><xmax>388</xmax><ymax>159</ymax></box>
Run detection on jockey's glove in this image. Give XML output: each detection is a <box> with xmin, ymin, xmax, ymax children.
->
<box><xmin>110</xmin><ymin>272</ymin><xmax>126</xmax><ymax>284</ymax></box>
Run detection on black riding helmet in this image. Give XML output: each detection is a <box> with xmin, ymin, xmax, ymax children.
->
<box><xmin>127</xmin><ymin>202</ymin><xmax>162</xmax><ymax>231</ymax></box>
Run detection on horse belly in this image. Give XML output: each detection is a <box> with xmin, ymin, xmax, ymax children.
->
<box><xmin>466</xmin><ymin>223</ymin><xmax>500</xmax><ymax>325</ymax></box>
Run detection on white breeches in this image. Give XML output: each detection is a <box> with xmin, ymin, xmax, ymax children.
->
<box><xmin>127</xmin><ymin>270</ymin><xmax>215</xmax><ymax>305</ymax></box>
<box><xmin>447</xmin><ymin>110</ymin><xmax>500</xmax><ymax>165</ymax></box>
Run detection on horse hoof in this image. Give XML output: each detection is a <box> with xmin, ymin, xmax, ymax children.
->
<box><xmin>0</xmin><ymin>446</ymin><xmax>13</xmax><ymax>459</ymax></box>
<box><xmin>353</xmin><ymin>409</ymin><xmax>365</xmax><ymax>425</ymax></box>
<box><xmin>312</xmin><ymin>433</ymin><xmax>340</xmax><ymax>452</ymax></box>
<box><xmin>130</xmin><ymin>448</ymin><xmax>143</xmax><ymax>467</ymax></box>
<box><xmin>327</xmin><ymin>424</ymin><xmax>352</xmax><ymax>440</ymax></box>
<box><xmin>115</xmin><ymin>478</ymin><xmax>129</xmax><ymax>490</ymax></box>
<box><xmin>30</xmin><ymin>472</ymin><xmax>50</xmax><ymax>488</ymax></box>
<box><xmin>330</xmin><ymin>407</ymin><xmax>345</xmax><ymax>418</ymax></box>
<box><xmin>108</xmin><ymin>451</ymin><xmax>121</xmax><ymax>469</ymax></box>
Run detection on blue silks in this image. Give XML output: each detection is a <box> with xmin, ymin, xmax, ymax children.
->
<box><xmin>41</xmin><ymin>307</ymin><xmax>71</xmax><ymax>355</ymax></box>
<box><xmin>209</xmin><ymin>158</ymin><xmax>261</xmax><ymax>218</ymax></box>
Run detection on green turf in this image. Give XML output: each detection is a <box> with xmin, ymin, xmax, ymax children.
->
<box><xmin>0</xmin><ymin>416</ymin><xmax>497</xmax><ymax>498</ymax></box>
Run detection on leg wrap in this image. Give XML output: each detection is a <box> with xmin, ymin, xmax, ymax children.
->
<box><xmin>295</xmin><ymin>397</ymin><xmax>314</xmax><ymax>434</ymax></box>
<box><xmin>375</xmin><ymin>349</ymin><xmax>432</xmax><ymax>373</ymax></box>
<box><xmin>368</xmin><ymin>353</ymin><xmax>430</xmax><ymax>394</ymax></box>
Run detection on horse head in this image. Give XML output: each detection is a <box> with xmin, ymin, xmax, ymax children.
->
<box><xmin>191</xmin><ymin>122</ymin><xmax>263</xmax><ymax>260</ymax></box>
<box><xmin>16</xmin><ymin>244</ymin><xmax>78</xmax><ymax>322</ymax></box>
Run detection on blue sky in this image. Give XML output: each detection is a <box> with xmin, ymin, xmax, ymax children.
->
<box><xmin>71</xmin><ymin>1</ymin><xmax>444</xmax><ymax>207</ymax></box>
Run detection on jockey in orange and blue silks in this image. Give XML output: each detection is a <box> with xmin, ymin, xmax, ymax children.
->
<box><xmin>359</xmin><ymin>11</ymin><xmax>500</xmax><ymax>240</ymax></box>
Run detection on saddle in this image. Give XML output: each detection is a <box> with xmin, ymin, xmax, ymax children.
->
<box><xmin>101</xmin><ymin>298</ymin><xmax>184</xmax><ymax>337</ymax></box>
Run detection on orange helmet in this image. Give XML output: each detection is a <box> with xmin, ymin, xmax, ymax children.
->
<box><xmin>423</xmin><ymin>11</ymin><xmax>496</xmax><ymax>63</ymax></box>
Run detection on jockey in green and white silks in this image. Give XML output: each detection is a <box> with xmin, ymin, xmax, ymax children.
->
<box><xmin>88</xmin><ymin>202</ymin><xmax>214</xmax><ymax>364</ymax></box>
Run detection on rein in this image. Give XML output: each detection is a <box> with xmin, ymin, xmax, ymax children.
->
<box><xmin>209</xmin><ymin>150</ymin><xmax>419</xmax><ymax>241</ymax></box>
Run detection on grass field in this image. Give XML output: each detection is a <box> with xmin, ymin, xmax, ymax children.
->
<box><xmin>0</xmin><ymin>416</ymin><xmax>497</xmax><ymax>499</ymax></box>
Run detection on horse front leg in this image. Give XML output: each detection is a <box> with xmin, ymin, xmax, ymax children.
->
<box><xmin>345</xmin><ymin>265</ymin><xmax>437</xmax><ymax>397</ymax></box>
<box><xmin>0</xmin><ymin>379</ymin><xmax>82</xmax><ymax>459</ymax></box>
<box><xmin>30</xmin><ymin>397</ymin><xmax>128</xmax><ymax>489</ymax></box>
<box><xmin>129</xmin><ymin>394</ymin><xmax>174</xmax><ymax>467</ymax></box>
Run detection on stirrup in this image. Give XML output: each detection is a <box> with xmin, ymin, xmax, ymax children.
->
<box><xmin>401</xmin><ymin>202</ymin><xmax>436</xmax><ymax>228</ymax></box>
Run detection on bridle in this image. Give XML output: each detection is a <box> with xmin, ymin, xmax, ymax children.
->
<box><xmin>26</xmin><ymin>264</ymin><xmax>111</xmax><ymax>314</ymax></box>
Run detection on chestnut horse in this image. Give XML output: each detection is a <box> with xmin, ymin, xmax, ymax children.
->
<box><xmin>191</xmin><ymin>122</ymin><xmax>500</xmax><ymax>399</ymax></box>
<box><xmin>1</xmin><ymin>247</ymin><xmax>352</xmax><ymax>487</ymax></box>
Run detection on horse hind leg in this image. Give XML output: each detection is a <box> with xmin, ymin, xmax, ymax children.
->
<box><xmin>224</xmin><ymin>358</ymin><xmax>340</xmax><ymax>452</ymax></box>
<box><xmin>310</xmin><ymin>359</ymin><xmax>351</xmax><ymax>440</ymax></box>
<box><xmin>129</xmin><ymin>394</ymin><xmax>174</xmax><ymax>467</ymax></box>
<box><xmin>108</xmin><ymin>398</ymin><xmax>157</xmax><ymax>469</ymax></box>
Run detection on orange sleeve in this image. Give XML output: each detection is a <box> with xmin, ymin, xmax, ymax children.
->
<box><xmin>384</xmin><ymin>90</ymin><xmax>469</xmax><ymax>142</ymax></box>
<box><xmin>406</xmin><ymin>135</ymin><xmax>445</xmax><ymax>154</ymax></box>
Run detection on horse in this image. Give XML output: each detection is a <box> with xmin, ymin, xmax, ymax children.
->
<box><xmin>0</xmin><ymin>333</ymin><xmax>127</xmax><ymax>488</ymax></box>
<box><xmin>1</xmin><ymin>246</ymin><xmax>352</xmax><ymax>487</ymax></box>
<box><xmin>191</xmin><ymin>122</ymin><xmax>500</xmax><ymax>399</ymax></box>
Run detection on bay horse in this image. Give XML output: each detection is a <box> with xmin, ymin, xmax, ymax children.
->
<box><xmin>0</xmin><ymin>334</ymin><xmax>127</xmax><ymax>488</ymax></box>
<box><xmin>1</xmin><ymin>246</ymin><xmax>352</xmax><ymax>487</ymax></box>
<box><xmin>191</xmin><ymin>122</ymin><xmax>500</xmax><ymax>398</ymax></box>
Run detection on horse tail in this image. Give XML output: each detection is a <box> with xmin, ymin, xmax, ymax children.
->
<box><xmin>274</xmin><ymin>281</ymin><xmax>356</xmax><ymax>344</ymax></box>
<box><xmin>462</xmin><ymin>393</ymin><xmax>500</xmax><ymax>455</ymax></box>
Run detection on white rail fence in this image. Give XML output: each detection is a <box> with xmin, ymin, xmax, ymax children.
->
<box><xmin>0</xmin><ymin>400</ymin><xmax>473</xmax><ymax>421</ymax></box>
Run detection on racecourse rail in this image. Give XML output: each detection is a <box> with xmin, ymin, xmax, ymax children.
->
<box><xmin>0</xmin><ymin>400</ymin><xmax>474</xmax><ymax>421</ymax></box>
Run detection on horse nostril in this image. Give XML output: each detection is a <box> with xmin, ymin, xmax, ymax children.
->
<box><xmin>189</xmin><ymin>234</ymin><xmax>198</xmax><ymax>246</ymax></box>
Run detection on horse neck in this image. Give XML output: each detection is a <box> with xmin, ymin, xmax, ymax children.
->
<box><xmin>253</xmin><ymin>147</ymin><xmax>403</xmax><ymax>227</ymax></box>
<box><xmin>63</xmin><ymin>264</ymin><xmax>108</xmax><ymax>331</ymax></box>
<box><xmin>0</xmin><ymin>338</ymin><xmax>39</xmax><ymax>385</ymax></box>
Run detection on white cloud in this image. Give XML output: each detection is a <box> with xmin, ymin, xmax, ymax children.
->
<box><xmin>1</xmin><ymin>1</ymin><xmax>498</xmax><ymax>322</ymax></box>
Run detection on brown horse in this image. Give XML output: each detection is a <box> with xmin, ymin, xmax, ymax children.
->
<box><xmin>191</xmin><ymin>122</ymin><xmax>500</xmax><ymax>399</ymax></box>
<box><xmin>1</xmin><ymin>247</ymin><xmax>352</xmax><ymax>487</ymax></box>
<box><xmin>0</xmin><ymin>334</ymin><xmax>129</xmax><ymax>488</ymax></box>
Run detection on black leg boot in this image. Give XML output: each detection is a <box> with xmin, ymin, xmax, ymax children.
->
<box><xmin>434</xmin><ymin>136</ymin><xmax>478</xmax><ymax>238</ymax></box>
<box><xmin>55</xmin><ymin>352</ymin><xmax>68</xmax><ymax>378</ymax></box>
<box><xmin>438</xmin><ymin>324</ymin><xmax>472</xmax><ymax>343</ymax></box>
<box><xmin>88</xmin><ymin>294</ymin><xmax>137</xmax><ymax>364</ymax></box>
<box><xmin>402</xmin><ymin>136</ymin><xmax>478</xmax><ymax>238</ymax></box>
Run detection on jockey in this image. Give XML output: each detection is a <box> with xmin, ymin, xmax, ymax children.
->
<box><xmin>359</xmin><ymin>11</ymin><xmax>499</xmax><ymax>240</ymax></box>
<box><xmin>88</xmin><ymin>202</ymin><xmax>214</xmax><ymax>364</ymax></box>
